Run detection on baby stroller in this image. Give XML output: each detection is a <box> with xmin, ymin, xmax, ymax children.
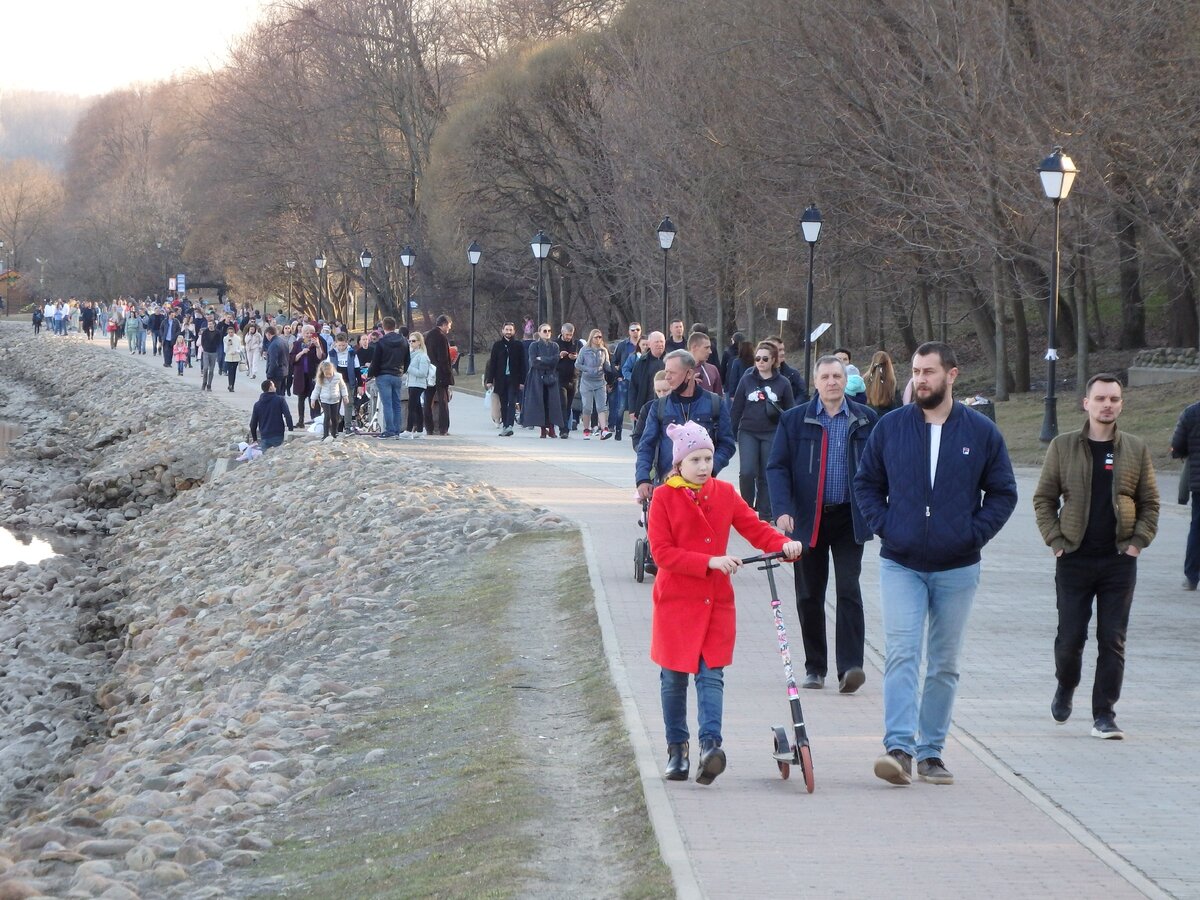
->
<box><xmin>633</xmin><ymin>496</ymin><xmax>658</xmax><ymax>583</ymax></box>
<box><xmin>353</xmin><ymin>374</ymin><xmax>383</xmax><ymax>435</ymax></box>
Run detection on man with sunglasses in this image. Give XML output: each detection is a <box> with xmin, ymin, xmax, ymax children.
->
<box><xmin>610</xmin><ymin>323</ymin><xmax>643</xmax><ymax>441</ymax></box>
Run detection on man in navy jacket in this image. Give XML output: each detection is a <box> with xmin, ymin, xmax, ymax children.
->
<box><xmin>635</xmin><ymin>349</ymin><xmax>736</xmax><ymax>498</ymax></box>
<box><xmin>854</xmin><ymin>342</ymin><xmax>1016</xmax><ymax>787</ymax></box>
<box><xmin>767</xmin><ymin>356</ymin><xmax>877</xmax><ymax>694</ymax></box>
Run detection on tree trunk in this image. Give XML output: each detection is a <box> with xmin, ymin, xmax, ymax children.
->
<box><xmin>1113</xmin><ymin>201</ymin><xmax>1146</xmax><ymax>349</ymax></box>
<box><xmin>968</xmin><ymin>290</ymin><xmax>998</xmax><ymax>375</ymax></box>
<box><xmin>1071</xmin><ymin>254</ymin><xmax>1087</xmax><ymax>395</ymax></box>
<box><xmin>1169</xmin><ymin>248</ymin><xmax>1199</xmax><ymax>348</ymax></box>
<box><xmin>1007</xmin><ymin>263</ymin><xmax>1031</xmax><ymax>392</ymax></box>
<box><xmin>917</xmin><ymin>280</ymin><xmax>933</xmax><ymax>340</ymax></box>
<box><xmin>1017</xmin><ymin>257</ymin><xmax>1076</xmax><ymax>353</ymax></box>
<box><xmin>991</xmin><ymin>253</ymin><xmax>1011</xmax><ymax>400</ymax></box>
<box><xmin>895</xmin><ymin>297</ymin><xmax>918</xmax><ymax>358</ymax></box>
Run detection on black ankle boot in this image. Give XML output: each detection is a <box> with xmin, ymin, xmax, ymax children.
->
<box><xmin>696</xmin><ymin>738</ymin><xmax>726</xmax><ymax>785</ymax></box>
<box><xmin>665</xmin><ymin>742</ymin><xmax>689</xmax><ymax>781</ymax></box>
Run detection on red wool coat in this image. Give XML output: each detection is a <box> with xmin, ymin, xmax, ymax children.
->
<box><xmin>648</xmin><ymin>478</ymin><xmax>789</xmax><ymax>673</ymax></box>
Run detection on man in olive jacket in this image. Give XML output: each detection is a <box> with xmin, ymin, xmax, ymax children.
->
<box><xmin>1032</xmin><ymin>373</ymin><xmax>1159</xmax><ymax>741</ymax></box>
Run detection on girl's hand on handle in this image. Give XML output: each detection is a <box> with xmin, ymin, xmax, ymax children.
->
<box><xmin>708</xmin><ymin>555</ymin><xmax>743</xmax><ymax>575</ymax></box>
<box><xmin>782</xmin><ymin>541</ymin><xmax>805</xmax><ymax>560</ymax></box>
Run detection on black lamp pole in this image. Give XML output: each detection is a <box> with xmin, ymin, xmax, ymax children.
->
<box><xmin>400</xmin><ymin>245</ymin><xmax>415</xmax><ymax>333</ymax></box>
<box><xmin>1037</xmin><ymin>147</ymin><xmax>1079</xmax><ymax>444</ymax></box>
<box><xmin>657</xmin><ymin>216</ymin><xmax>676</xmax><ymax>332</ymax></box>
<box><xmin>800</xmin><ymin>204</ymin><xmax>823</xmax><ymax>401</ymax></box>
<box><xmin>467</xmin><ymin>241</ymin><xmax>481</xmax><ymax>375</ymax></box>
<box><xmin>530</xmin><ymin>231</ymin><xmax>551</xmax><ymax>325</ymax></box>
<box><xmin>359</xmin><ymin>248</ymin><xmax>372</xmax><ymax>334</ymax></box>
<box><xmin>285</xmin><ymin>260</ymin><xmax>295</xmax><ymax>320</ymax></box>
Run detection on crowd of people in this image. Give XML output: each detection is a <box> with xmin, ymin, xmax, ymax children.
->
<box><xmin>34</xmin><ymin>299</ymin><xmax>1178</xmax><ymax>793</ymax></box>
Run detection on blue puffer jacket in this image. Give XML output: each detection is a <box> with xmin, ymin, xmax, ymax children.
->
<box><xmin>766</xmin><ymin>394</ymin><xmax>877</xmax><ymax>546</ymax></box>
<box><xmin>635</xmin><ymin>388</ymin><xmax>737</xmax><ymax>485</ymax></box>
<box><xmin>853</xmin><ymin>401</ymin><xmax>1017</xmax><ymax>572</ymax></box>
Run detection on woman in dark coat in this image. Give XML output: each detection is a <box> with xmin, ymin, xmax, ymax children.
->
<box><xmin>522</xmin><ymin>323</ymin><xmax>566</xmax><ymax>437</ymax></box>
<box><xmin>291</xmin><ymin>325</ymin><xmax>326</xmax><ymax>427</ymax></box>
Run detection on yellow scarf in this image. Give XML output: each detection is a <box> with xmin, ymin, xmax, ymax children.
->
<box><xmin>665</xmin><ymin>475</ymin><xmax>705</xmax><ymax>501</ymax></box>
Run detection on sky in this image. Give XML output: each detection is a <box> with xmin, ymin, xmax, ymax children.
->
<box><xmin>1</xmin><ymin>1</ymin><xmax>275</xmax><ymax>97</ymax></box>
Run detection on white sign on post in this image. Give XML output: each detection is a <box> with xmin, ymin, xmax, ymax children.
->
<box><xmin>168</xmin><ymin>277</ymin><xmax>176</xmax><ymax>291</ymax></box>
<box><xmin>776</xmin><ymin>307</ymin><xmax>789</xmax><ymax>322</ymax></box>
<box><xmin>810</xmin><ymin>322</ymin><xmax>832</xmax><ymax>343</ymax></box>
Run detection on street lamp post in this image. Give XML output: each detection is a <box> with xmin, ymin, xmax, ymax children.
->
<box><xmin>285</xmin><ymin>260</ymin><xmax>295</xmax><ymax>320</ymax></box>
<box><xmin>656</xmin><ymin>216</ymin><xmax>676</xmax><ymax>332</ymax></box>
<box><xmin>1037</xmin><ymin>146</ymin><xmax>1079</xmax><ymax>444</ymax></box>
<box><xmin>466</xmin><ymin>241</ymin><xmax>482</xmax><ymax>375</ymax></box>
<box><xmin>800</xmin><ymin>204</ymin><xmax>823</xmax><ymax>401</ymax></box>
<box><xmin>530</xmin><ymin>231</ymin><xmax>552</xmax><ymax>325</ymax></box>
<box><xmin>314</xmin><ymin>253</ymin><xmax>327</xmax><ymax>323</ymax></box>
<box><xmin>0</xmin><ymin>240</ymin><xmax>6</xmax><ymax>316</ymax></box>
<box><xmin>359</xmin><ymin>248</ymin><xmax>373</xmax><ymax>332</ymax></box>
<box><xmin>400</xmin><ymin>245</ymin><xmax>415</xmax><ymax>333</ymax></box>
<box><xmin>156</xmin><ymin>241</ymin><xmax>165</xmax><ymax>302</ymax></box>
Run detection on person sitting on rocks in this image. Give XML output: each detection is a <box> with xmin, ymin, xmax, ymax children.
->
<box><xmin>249</xmin><ymin>380</ymin><xmax>294</xmax><ymax>451</ymax></box>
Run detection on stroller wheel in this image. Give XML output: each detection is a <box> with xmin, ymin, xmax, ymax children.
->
<box><xmin>799</xmin><ymin>744</ymin><xmax>815</xmax><ymax>794</ymax></box>
<box><xmin>634</xmin><ymin>538</ymin><xmax>646</xmax><ymax>583</ymax></box>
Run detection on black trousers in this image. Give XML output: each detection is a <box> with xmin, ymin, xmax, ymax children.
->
<box><xmin>495</xmin><ymin>377</ymin><xmax>519</xmax><ymax>427</ymax></box>
<box><xmin>793</xmin><ymin>504</ymin><xmax>865</xmax><ymax>679</ymax></box>
<box><xmin>1055</xmin><ymin>552</ymin><xmax>1137</xmax><ymax>720</ymax></box>
<box><xmin>424</xmin><ymin>384</ymin><xmax>450</xmax><ymax>434</ymax></box>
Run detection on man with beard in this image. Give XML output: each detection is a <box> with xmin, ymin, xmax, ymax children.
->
<box><xmin>485</xmin><ymin>322</ymin><xmax>526</xmax><ymax>437</ymax></box>
<box><xmin>1034</xmin><ymin>374</ymin><xmax>1158</xmax><ymax>740</ymax></box>
<box><xmin>854</xmin><ymin>342</ymin><xmax>1016</xmax><ymax>787</ymax></box>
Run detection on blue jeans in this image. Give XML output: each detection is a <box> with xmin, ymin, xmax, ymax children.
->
<box><xmin>376</xmin><ymin>374</ymin><xmax>404</xmax><ymax>435</ymax></box>
<box><xmin>660</xmin><ymin>658</ymin><xmax>724</xmax><ymax>746</ymax></box>
<box><xmin>137</xmin><ymin>331</ymin><xmax>147</xmax><ymax>353</ymax></box>
<box><xmin>261</xmin><ymin>434</ymin><xmax>284</xmax><ymax>451</ymax></box>
<box><xmin>879</xmin><ymin>558</ymin><xmax>980</xmax><ymax>761</ymax></box>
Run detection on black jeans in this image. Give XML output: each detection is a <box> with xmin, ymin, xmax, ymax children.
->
<box><xmin>495</xmin><ymin>377</ymin><xmax>519</xmax><ymax>428</ymax></box>
<box><xmin>1055</xmin><ymin>551</ymin><xmax>1137</xmax><ymax>720</ymax></box>
<box><xmin>406</xmin><ymin>387</ymin><xmax>424</xmax><ymax>432</ymax></box>
<box><xmin>793</xmin><ymin>504</ymin><xmax>865</xmax><ymax>679</ymax></box>
<box><xmin>321</xmin><ymin>402</ymin><xmax>341</xmax><ymax>438</ymax></box>
<box><xmin>226</xmin><ymin>361</ymin><xmax>239</xmax><ymax>390</ymax></box>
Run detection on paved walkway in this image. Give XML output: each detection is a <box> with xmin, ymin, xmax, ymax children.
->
<box><xmin>116</xmin><ymin>342</ymin><xmax>1200</xmax><ymax>898</ymax></box>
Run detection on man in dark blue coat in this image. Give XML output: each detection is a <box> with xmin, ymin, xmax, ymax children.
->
<box><xmin>635</xmin><ymin>349</ymin><xmax>736</xmax><ymax>499</ymax></box>
<box><xmin>854</xmin><ymin>342</ymin><xmax>1016</xmax><ymax>788</ymax></box>
<box><xmin>767</xmin><ymin>355</ymin><xmax>877</xmax><ymax>694</ymax></box>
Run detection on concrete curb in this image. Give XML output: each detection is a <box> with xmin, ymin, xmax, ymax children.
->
<box><xmin>579</xmin><ymin>524</ymin><xmax>703</xmax><ymax>900</ymax></box>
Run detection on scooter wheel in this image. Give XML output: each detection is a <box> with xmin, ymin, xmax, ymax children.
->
<box><xmin>634</xmin><ymin>539</ymin><xmax>646</xmax><ymax>583</ymax></box>
<box><xmin>800</xmin><ymin>744</ymin><xmax>815</xmax><ymax>794</ymax></box>
<box><xmin>777</xmin><ymin>760</ymin><xmax>790</xmax><ymax>780</ymax></box>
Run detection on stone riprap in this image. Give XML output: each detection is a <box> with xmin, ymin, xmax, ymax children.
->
<box><xmin>0</xmin><ymin>325</ymin><xmax>564</xmax><ymax>899</ymax></box>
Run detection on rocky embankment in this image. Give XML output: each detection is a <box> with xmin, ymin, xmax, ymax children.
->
<box><xmin>0</xmin><ymin>325</ymin><xmax>562</xmax><ymax>899</ymax></box>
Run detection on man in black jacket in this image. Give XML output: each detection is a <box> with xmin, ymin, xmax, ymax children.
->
<box><xmin>628</xmin><ymin>331</ymin><xmax>667</xmax><ymax>428</ymax></box>
<box><xmin>368</xmin><ymin>317</ymin><xmax>411</xmax><ymax>438</ymax></box>
<box><xmin>249</xmin><ymin>380</ymin><xmax>294</xmax><ymax>451</ymax></box>
<box><xmin>555</xmin><ymin>323</ymin><xmax>582</xmax><ymax>436</ymax></box>
<box><xmin>423</xmin><ymin>315</ymin><xmax>455</xmax><ymax>435</ymax></box>
<box><xmin>264</xmin><ymin>327</ymin><xmax>287</xmax><ymax>392</ymax></box>
<box><xmin>485</xmin><ymin>322</ymin><xmax>526</xmax><ymax>437</ymax></box>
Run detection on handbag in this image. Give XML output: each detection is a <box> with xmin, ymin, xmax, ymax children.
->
<box><xmin>426</xmin><ymin>364</ymin><xmax>438</xmax><ymax>388</ymax></box>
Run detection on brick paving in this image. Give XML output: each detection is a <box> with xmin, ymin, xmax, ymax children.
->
<box><xmin>119</xmin><ymin>345</ymin><xmax>1196</xmax><ymax>898</ymax></box>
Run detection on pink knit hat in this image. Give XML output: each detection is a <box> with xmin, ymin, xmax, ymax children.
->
<box><xmin>668</xmin><ymin>421</ymin><xmax>715</xmax><ymax>466</ymax></box>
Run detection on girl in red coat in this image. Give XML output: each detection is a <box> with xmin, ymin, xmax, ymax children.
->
<box><xmin>649</xmin><ymin>421</ymin><xmax>804</xmax><ymax>784</ymax></box>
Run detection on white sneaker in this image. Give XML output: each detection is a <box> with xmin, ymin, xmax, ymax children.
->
<box><xmin>322</xmin><ymin>436</ymin><xmax>334</xmax><ymax>443</ymax></box>
<box><xmin>410</xmin><ymin>431</ymin><xmax>423</xmax><ymax>439</ymax></box>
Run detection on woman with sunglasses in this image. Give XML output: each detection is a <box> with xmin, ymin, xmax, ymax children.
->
<box><xmin>405</xmin><ymin>331</ymin><xmax>430</xmax><ymax>437</ymax></box>
<box><xmin>523</xmin><ymin>323</ymin><xmax>567</xmax><ymax>438</ymax></box>
<box><xmin>729</xmin><ymin>341</ymin><xmax>795</xmax><ymax>519</ymax></box>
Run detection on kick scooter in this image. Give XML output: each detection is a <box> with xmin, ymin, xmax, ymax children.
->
<box><xmin>742</xmin><ymin>550</ymin><xmax>814</xmax><ymax>793</ymax></box>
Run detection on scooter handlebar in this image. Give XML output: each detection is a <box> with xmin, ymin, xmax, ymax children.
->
<box><xmin>740</xmin><ymin>550</ymin><xmax>790</xmax><ymax>565</ymax></box>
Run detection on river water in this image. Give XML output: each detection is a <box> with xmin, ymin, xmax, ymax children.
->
<box><xmin>0</xmin><ymin>419</ymin><xmax>57</xmax><ymax>566</ymax></box>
